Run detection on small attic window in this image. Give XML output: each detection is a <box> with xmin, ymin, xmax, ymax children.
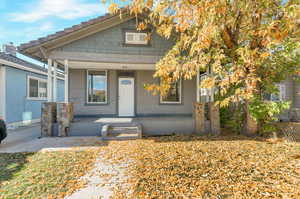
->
<box><xmin>125</xmin><ymin>32</ymin><xmax>148</xmax><ymax>45</ymax></box>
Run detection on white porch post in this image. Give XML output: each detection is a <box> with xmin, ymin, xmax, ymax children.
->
<box><xmin>64</xmin><ymin>59</ymin><xmax>69</xmax><ymax>103</ymax></box>
<box><xmin>47</xmin><ymin>59</ymin><xmax>53</xmax><ymax>102</ymax></box>
<box><xmin>206</xmin><ymin>66</ymin><xmax>210</xmax><ymax>102</ymax></box>
<box><xmin>196</xmin><ymin>67</ymin><xmax>200</xmax><ymax>103</ymax></box>
<box><xmin>53</xmin><ymin>61</ymin><xmax>57</xmax><ymax>102</ymax></box>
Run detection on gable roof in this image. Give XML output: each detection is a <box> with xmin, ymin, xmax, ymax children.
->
<box><xmin>0</xmin><ymin>52</ymin><xmax>47</xmax><ymax>72</ymax></box>
<box><xmin>18</xmin><ymin>8</ymin><xmax>134</xmax><ymax>63</ymax></box>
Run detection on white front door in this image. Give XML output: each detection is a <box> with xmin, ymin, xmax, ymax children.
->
<box><xmin>118</xmin><ymin>77</ymin><xmax>135</xmax><ymax>117</ymax></box>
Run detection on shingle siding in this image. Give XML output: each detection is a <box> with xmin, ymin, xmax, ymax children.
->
<box><xmin>57</xmin><ymin>19</ymin><xmax>173</xmax><ymax>56</ymax></box>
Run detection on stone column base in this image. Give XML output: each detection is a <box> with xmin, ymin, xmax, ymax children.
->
<box><xmin>57</xmin><ymin>103</ymin><xmax>74</xmax><ymax>137</ymax></box>
<box><xmin>194</xmin><ymin>103</ymin><xmax>205</xmax><ymax>134</ymax></box>
<box><xmin>289</xmin><ymin>108</ymin><xmax>300</xmax><ymax>122</ymax></box>
<box><xmin>41</xmin><ymin>102</ymin><xmax>57</xmax><ymax>137</ymax></box>
<box><xmin>208</xmin><ymin>102</ymin><xmax>221</xmax><ymax>135</ymax></box>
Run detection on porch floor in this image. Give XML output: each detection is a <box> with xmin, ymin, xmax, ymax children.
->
<box><xmin>69</xmin><ymin>116</ymin><xmax>195</xmax><ymax>136</ymax></box>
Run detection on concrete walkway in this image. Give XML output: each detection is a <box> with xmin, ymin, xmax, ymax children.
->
<box><xmin>0</xmin><ymin>124</ymin><xmax>107</xmax><ymax>153</ymax></box>
<box><xmin>0</xmin><ymin>124</ymin><xmax>40</xmax><ymax>152</ymax></box>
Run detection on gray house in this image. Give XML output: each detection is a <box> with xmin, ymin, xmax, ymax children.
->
<box><xmin>18</xmin><ymin>11</ymin><xmax>298</xmax><ymax>135</ymax></box>
<box><xmin>0</xmin><ymin>44</ymin><xmax>65</xmax><ymax>128</ymax></box>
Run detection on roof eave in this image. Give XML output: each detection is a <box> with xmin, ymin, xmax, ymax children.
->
<box><xmin>18</xmin><ymin>8</ymin><xmax>135</xmax><ymax>62</ymax></box>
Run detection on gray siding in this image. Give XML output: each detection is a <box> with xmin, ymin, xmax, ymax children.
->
<box><xmin>293</xmin><ymin>80</ymin><xmax>300</xmax><ymax>108</ymax></box>
<box><xmin>57</xmin><ymin>19</ymin><xmax>173</xmax><ymax>56</ymax></box>
<box><xmin>282</xmin><ymin>77</ymin><xmax>294</xmax><ymax>105</ymax></box>
<box><xmin>136</xmin><ymin>70</ymin><xmax>196</xmax><ymax>115</ymax></box>
<box><xmin>69</xmin><ymin>69</ymin><xmax>117</xmax><ymax>116</ymax></box>
<box><xmin>281</xmin><ymin>77</ymin><xmax>300</xmax><ymax>108</ymax></box>
<box><xmin>70</xmin><ymin>69</ymin><xmax>196</xmax><ymax>117</ymax></box>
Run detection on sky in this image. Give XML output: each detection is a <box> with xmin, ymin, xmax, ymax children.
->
<box><xmin>0</xmin><ymin>0</ymin><xmax>127</xmax><ymax>65</ymax></box>
<box><xmin>0</xmin><ymin>0</ymin><xmax>113</xmax><ymax>46</ymax></box>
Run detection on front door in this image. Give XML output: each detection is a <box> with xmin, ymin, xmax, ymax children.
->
<box><xmin>118</xmin><ymin>77</ymin><xmax>135</xmax><ymax>117</ymax></box>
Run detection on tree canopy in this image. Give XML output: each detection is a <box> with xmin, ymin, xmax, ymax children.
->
<box><xmin>108</xmin><ymin>0</ymin><xmax>299</xmax><ymax>106</ymax></box>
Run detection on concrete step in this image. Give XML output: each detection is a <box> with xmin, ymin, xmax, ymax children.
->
<box><xmin>101</xmin><ymin>123</ymin><xmax>142</xmax><ymax>139</ymax></box>
<box><xmin>110</xmin><ymin>126</ymin><xmax>139</xmax><ymax>134</ymax></box>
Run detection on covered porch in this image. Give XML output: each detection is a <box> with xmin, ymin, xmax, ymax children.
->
<box><xmin>44</xmin><ymin>54</ymin><xmax>219</xmax><ymax>137</ymax></box>
<box><xmin>44</xmin><ymin>57</ymin><xmax>198</xmax><ymax>137</ymax></box>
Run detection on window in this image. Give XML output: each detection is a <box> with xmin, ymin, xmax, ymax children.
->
<box><xmin>87</xmin><ymin>70</ymin><xmax>107</xmax><ymax>104</ymax></box>
<box><xmin>160</xmin><ymin>80</ymin><xmax>182</xmax><ymax>104</ymax></box>
<box><xmin>27</xmin><ymin>76</ymin><xmax>47</xmax><ymax>100</ymax></box>
<box><xmin>125</xmin><ymin>32</ymin><xmax>148</xmax><ymax>45</ymax></box>
<box><xmin>270</xmin><ymin>83</ymin><xmax>286</xmax><ymax>101</ymax></box>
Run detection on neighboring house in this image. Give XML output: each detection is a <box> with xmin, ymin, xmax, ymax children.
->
<box><xmin>0</xmin><ymin>44</ymin><xmax>65</xmax><ymax>128</ymax></box>
<box><xmin>17</xmin><ymin>11</ymin><xmax>299</xmax><ymax>134</ymax></box>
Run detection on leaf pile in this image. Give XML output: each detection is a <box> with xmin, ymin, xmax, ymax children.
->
<box><xmin>106</xmin><ymin>135</ymin><xmax>300</xmax><ymax>198</ymax></box>
<box><xmin>0</xmin><ymin>150</ymin><xmax>99</xmax><ymax>199</ymax></box>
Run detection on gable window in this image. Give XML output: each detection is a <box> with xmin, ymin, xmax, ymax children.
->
<box><xmin>125</xmin><ymin>32</ymin><xmax>148</xmax><ymax>45</ymax></box>
<box><xmin>87</xmin><ymin>70</ymin><xmax>107</xmax><ymax>104</ymax></box>
<box><xmin>160</xmin><ymin>80</ymin><xmax>182</xmax><ymax>104</ymax></box>
<box><xmin>27</xmin><ymin>76</ymin><xmax>47</xmax><ymax>100</ymax></box>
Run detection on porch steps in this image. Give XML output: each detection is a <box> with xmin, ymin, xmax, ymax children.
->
<box><xmin>101</xmin><ymin>123</ymin><xmax>142</xmax><ymax>140</ymax></box>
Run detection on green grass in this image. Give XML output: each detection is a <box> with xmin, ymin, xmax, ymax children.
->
<box><xmin>0</xmin><ymin>150</ymin><xmax>99</xmax><ymax>199</ymax></box>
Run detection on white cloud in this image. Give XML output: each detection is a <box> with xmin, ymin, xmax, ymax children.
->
<box><xmin>40</xmin><ymin>22</ymin><xmax>54</xmax><ymax>31</ymax></box>
<box><xmin>10</xmin><ymin>0</ymin><xmax>107</xmax><ymax>22</ymax></box>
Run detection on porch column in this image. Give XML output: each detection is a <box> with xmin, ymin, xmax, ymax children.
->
<box><xmin>53</xmin><ymin>61</ymin><xmax>57</xmax><ymax>102</ymax></box>
<box><xmin>47</xmin><ymin>59</ymin><xmax>53</xmax><ymax>102</ymax></box>
<box><xmin>196</xmin><ymin>67</ymin><xmax>200</xmax><ymax>103</ymax></box>
<box><xmin>64</xmin><ymin>59</ymin><xmax>69</xmax><ymax>103</ymax></box>
<box><xmin>206</xmin><ymin>67</ymin><xmax>210</xmax><ymax>102</ymax></box>
<box><xmin>195</xmin><ymin>66</ymin><xmax>205</xmax><ymax>134</ymax></box>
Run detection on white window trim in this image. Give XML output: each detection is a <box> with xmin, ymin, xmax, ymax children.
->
<box><xmin>160</xmin><ymin>79</ymin><xmax>182</xmax><ymax>104</ymax></box>
<box><xmin>125</xmin><ymin>32</ymin><xmax>148</xmax><ymax>45</ymax></box>
<box><xmin>86</xmin><ymin>70</ymin><xmax>108</xmax><ymax>104</ymax></box>
<box><xmin>27</xmin><ymin>76</ymin><xmax>47</xmax><ymax>101</ymax></box>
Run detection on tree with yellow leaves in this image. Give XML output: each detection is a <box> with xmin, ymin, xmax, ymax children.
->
<box><xmin>108</xmin><ymin>0</ymin><xmax>300</xmax><ymax>135</ymax></box>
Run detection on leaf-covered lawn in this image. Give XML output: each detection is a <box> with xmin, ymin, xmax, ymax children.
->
<box><xmin>0</xmin><ymin>150</ymin><xmax>99</xmax><ymax>199</ymax></box>
<box><xmin>0</xmin><ymin>135</ymin><xmax>299</xmax><ymax>199</ymax></box>
<box><xmin>103</xmin><ymin>135</ymin><xmax>300</xmax><ymax>198</ymax></box>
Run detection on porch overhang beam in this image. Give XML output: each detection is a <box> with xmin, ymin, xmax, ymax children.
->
<box><xmin>49</xmin><ymin>51</ymin><xmax>162</xmax><ymax>65</ymax></box>
<box><xmin>56</xmin><ymin>61</ymin><xmax>156</xmax><ymax>71</ymax></box>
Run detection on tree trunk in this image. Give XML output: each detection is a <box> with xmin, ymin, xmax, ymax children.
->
<box><xmin>243</xmin><ymin>100</ymin><xmax>258</xmax><ymax>136</ymax></box>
